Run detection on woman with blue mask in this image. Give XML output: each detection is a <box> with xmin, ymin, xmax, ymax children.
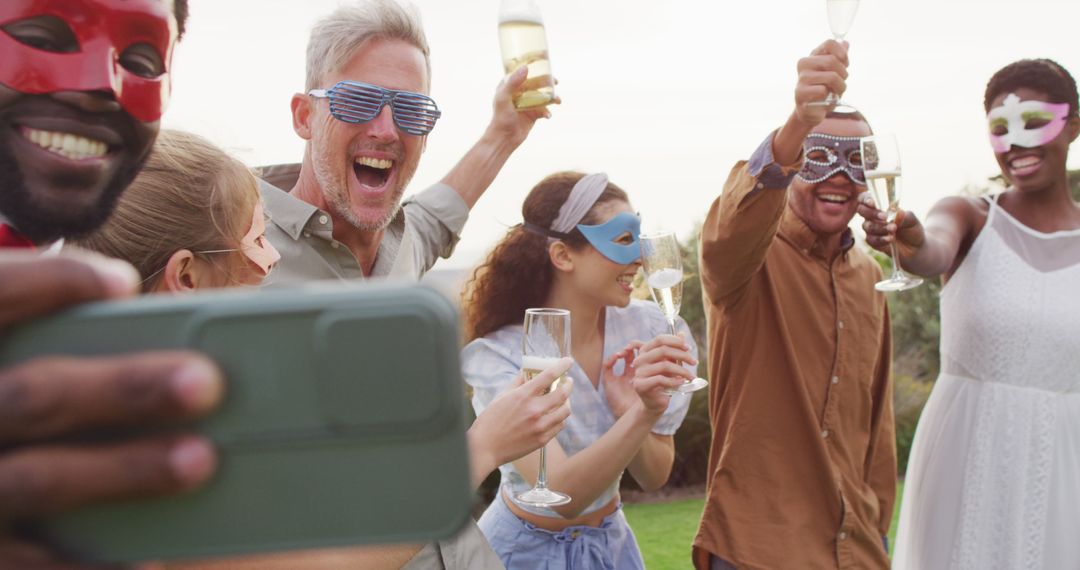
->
<box><xmin>460</xmin><ymin>171</ymin><xmax>698</xmax><ymax>569</ymax></box>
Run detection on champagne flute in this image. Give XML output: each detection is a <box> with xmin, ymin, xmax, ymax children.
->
<box><xmin>639</xmin><ymin>232</ymin><xmax>708</xmax><ymax>394</ymax></box>
<box><xmin>808</xmin><ymin>0</ymin><xmax>859</xmax><ymax>108</ymax></box>
<box><xmin>498</xmin><ymin>0</ymin><xmax>556</xmax><ymax>109</ymax></box>
<box><xmin>860</xmin><ymin>134</ymin><xmax>923</xmax><ymax>292</ymax></box>
<box><xmin>516</xmin><ymin>308</ymin><xmax>572</xmax><ymax>507</ymax></box>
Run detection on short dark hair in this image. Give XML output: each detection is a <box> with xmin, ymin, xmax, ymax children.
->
<box><xmin>821</xmin><ymin>107</ymin><xmax>873</xmax><ymax>134</ymax></box>
<box><xmin>984</xmin><ymin>59</ymin><xmax>1078</xmax><ymax>118</ymax></box>
<box><xmin>174</xmin><ymin>0</ymin><xmax>189</xmax><ymax>40</ymax></box>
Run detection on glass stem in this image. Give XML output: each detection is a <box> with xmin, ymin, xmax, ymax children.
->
<box><xmin>668</xmin><ymin>318</ymin><xmax>678</xmax><ymax>336</ymax></box>
<box><xmin>536</xmin><ymin>447</ymin><xmax>549</xmax><ymax>490</ymax></box>
<box><xmin>889</xmin><ymin>241</ymin><xmax>905</xmax><ymax>279</ymax></box>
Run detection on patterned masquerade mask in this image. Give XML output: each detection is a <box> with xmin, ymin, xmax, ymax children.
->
<box><xmin>796</xmin><ymin>133</ymin><xmax>867</xmax><ymax>186</ymax></box>
<box><xmin>988</xmin><ymin>93</ymin><xmax>1070</xmax><ymax>154</ymax></box>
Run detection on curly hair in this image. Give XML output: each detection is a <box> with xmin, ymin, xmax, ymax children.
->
<box><xmin>984</xmin><ymin>58</ymin><xmax>1078</xmax><ymax>118</ymax></box>
<box><xmin>461</xmin><ymin>172</ymin><xmax>629</xmax><ymax>342</ymax></box>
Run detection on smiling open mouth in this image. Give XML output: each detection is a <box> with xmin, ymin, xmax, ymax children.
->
<box><xmin>818</xmin><ymin>193</ymin><xmax>851</xmax><ymax>204</ymax></box>
<box><xmin>353</xmin><ymin>156</ymin><xmax>393</xmax><ymax>189</ymax></box>
<box><xmin>21</xmin><ymin>126</ymin><xmax>109</xmax><ymax>161</ymax></box>
<box><xmin>1008</xmin><ymin>155</ymin><xmax>1043</xmax><ymax>177</ymax></box>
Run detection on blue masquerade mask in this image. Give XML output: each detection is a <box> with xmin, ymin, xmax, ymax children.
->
<box><xmin>524</xmin><ymin>211</ymin><xmax>642</xmax><ymax>265</ymax></box>
<box><xmin>577</xmin><ymin>212</ymin><xmax>642</xmax><ymax>265</ymax></box>
<box><xmin>796</xmin><ymin>133</ymin><xmax>867</xmax><ymax>186</ymax></box>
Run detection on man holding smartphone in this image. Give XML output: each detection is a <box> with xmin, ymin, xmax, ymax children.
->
<box><xmin>0</xmin><ymin>1</ymin><xmax>227</xmax><ymax>568</ymax></box>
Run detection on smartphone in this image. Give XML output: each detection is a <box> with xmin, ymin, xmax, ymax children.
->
<box><xmin>0</xmin><ymin>282</ymin><xmax>472</xmax><ymax>563</ymax></box>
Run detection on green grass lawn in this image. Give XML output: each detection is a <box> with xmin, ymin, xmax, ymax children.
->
<box><xmin>624</xmin><ymin>481</ymin><xmax>905</xmax><ymax>569</ymax></box>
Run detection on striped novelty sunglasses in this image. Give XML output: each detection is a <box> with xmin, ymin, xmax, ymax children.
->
<box><xmin>308</xmin><ymin>80</ymin><xmax>442</xmax><ymax>136</ymax></box>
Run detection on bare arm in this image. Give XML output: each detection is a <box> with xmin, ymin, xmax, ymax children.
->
<box><xmin>511</xmin><ymin>336</ymin><xmax>693</xmax><ymax>518</ymax></box>
<box><xmin>512</xmin><ymin>402</ymin><xmax>667</xmax><ymax>519</ymax></box>
<box><xmin>626</xmin><ymin>434</ymin><xmax>675</xmax><ymax>492</ymax></box>
<box><xmin>440</xmin><ymin>67</ymin><xmax>554</xmax><ymax>209</ymax></box>
<box><xmin>858</xmin><ymin>195</ymin><xmax>982</xmax><ymax>279</ymax></box>
<box><xmin>466</xmin><ymin>359</ymin><xmax>573</xmax><ymax>489</ymax></box>
<box><xmin>700</xmin><ymin>40</ymin><xmax>848</xmax><ymax>304</ymax></box>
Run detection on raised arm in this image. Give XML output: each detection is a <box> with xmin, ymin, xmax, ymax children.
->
<box><xmin>700</xmin><ymin>40</ymin><xmax>849</xmax><ymax>304</ymax></box>
<box><xmin>619</xmin><ymin>319</ymin><xmax>699</xmax><ymax>491</ymax></box>
<box><xmin>440</xmin><ymin>67</ymin><xmax>555</xmax><ymax>209</ymax></box>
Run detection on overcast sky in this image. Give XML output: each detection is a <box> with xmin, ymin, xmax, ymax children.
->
<box><xmin>163</xmin><ymin>0</ymin><xmax>1080</xmax><ymax>269</ymax></box>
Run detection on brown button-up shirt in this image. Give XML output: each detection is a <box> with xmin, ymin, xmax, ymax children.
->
<box><xmin>693</xmin><ymin>142</ymin><xmax>895</xmax><ymax>569</ymax></box>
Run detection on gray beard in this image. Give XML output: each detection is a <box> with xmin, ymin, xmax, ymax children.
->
<box><xmin>311</xmin><ymin>152</ymin><xmax>410</xmax><ymax>232</ymax></box>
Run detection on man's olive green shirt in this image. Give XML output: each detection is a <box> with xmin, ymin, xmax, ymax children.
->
<box><xmin>256</xmin><ymin>163</ymin><xmax>469</xmax><ymax>284</ymax></box>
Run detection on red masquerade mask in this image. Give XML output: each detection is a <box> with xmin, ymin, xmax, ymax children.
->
<box><xmin>0</xmin><ymin>0</ymin><xmax>177</xmax><ymax>122</ymax></box>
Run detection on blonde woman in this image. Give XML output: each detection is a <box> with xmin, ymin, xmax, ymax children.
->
<box><xmin>73</xmin><ymin>129</ymin><xmax>279</xmax><ymax>289</ymax></box>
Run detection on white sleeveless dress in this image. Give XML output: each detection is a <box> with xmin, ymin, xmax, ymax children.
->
<box><xmin>893</xmin><ymin>195</ymin><xmax>1080</xmax><ymax>569</ymax></box>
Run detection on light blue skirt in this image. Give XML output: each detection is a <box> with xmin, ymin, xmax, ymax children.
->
<box><xmin>477</xmin><ymin>494</ymin><xmax>646</xmax><ymax>570</ymax></box>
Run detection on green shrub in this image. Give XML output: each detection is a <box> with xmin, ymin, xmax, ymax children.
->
<box><xmin>892</xmin><ymin>374</ymin><xmax>933</xmax><ymax>474</ymax></box>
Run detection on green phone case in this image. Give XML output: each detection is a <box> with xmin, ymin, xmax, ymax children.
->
<box><xmin>0</xmin><ymin>282</ymin><xmax>471</xmax><ymax>562</ymax></box>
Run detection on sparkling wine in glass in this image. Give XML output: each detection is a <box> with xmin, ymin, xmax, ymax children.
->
<box><xmin>808</xmin><ymin>0</ymin><xmax>859</xmax><ymax>108</ymax></box>
<box><xmin>640</xmin><ymin>232</ymin><xmax>707</xmax><ymax>394</ymax></box>
<box><xmin>498</xmin><ymin>0</ymin><xmax>555</xmax><ymax>109</ymax></box>
<box><xmin>860</xmin><ymin>134</ymin><xmax>923</xmax><ymax>292</ymax></box>
<box><xmin>516</xmin><ymin>308</ymin><xmax>572</xmax><ymax>507</ymax></box>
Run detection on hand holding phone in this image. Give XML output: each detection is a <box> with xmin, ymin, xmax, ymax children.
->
<box><xmin>0</xmin><ymin>277</ymin><xmax>472</xmax><ymax>564</ymax></box>
<box><xmin>0</xmin><ymin>253</ymin><xmax>222</xmax><ymax>568</ymax></box>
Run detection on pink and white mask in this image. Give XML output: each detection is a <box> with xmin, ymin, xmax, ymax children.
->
<box><xmin>239</xmin><ymin>203</ymin><xmax>280</xmax><ymax>275</ymax></box>
<box><xmin>988</xmin><ymin>93</ymin><xmax>1070</xmax><ymax>153</ymax></box>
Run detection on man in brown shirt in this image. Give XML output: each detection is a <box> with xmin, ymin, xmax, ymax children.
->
<box><xmin>693</xmin><ymin>40</ymin><xmax>895</xmax><ymax>569</ymax></box>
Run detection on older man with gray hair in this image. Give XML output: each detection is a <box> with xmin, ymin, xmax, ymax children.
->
<box><xmin>242</xmin><ymin>1</ymin><xmax>557</xmax><ymax>569</ymax></box>
<box><xmin>259</xmin><ymin>0</ymin><xmax>551</xmax><ymax>283</ymax></box>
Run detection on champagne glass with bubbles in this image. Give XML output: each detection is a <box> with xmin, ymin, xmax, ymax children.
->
<box><xmin>640</xmin><ymin>232</ymin><xmax>708</xmax><ymax>394</ymax></box>
<box><xmin>808</xmin><ymin>0</ymin><xmax>859</xmax><ymax>108</ymax></box>
<box><xmin>516</xmin><ymin>308</ymin><xmax>572</xmax><ymax>507</ymax></box>
<box><xmin>860</xmin><ymin>134</ymin><xmax>923</xmax><ymax>292</ymax></box>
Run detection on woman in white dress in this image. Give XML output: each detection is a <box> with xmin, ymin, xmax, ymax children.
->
<box><xmin>860</xmin><ymin>59</ymin><xmax>1080</xmax><ymax>569</ymax></box>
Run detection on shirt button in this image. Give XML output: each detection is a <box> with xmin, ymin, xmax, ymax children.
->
<box><xmin>756</xmin><ymin>182</ymin><xmax>764</xmax><ymax>190</ymax></box>
<box><xmin>303</xmin><ymin>231</ymin><xmax>311</xmax><ymax>238</ymax></box>
<box><xmin>330</xmin><ymin>242</ymin><xmax>340</xmax><ymax>249</ymax></box>
<box><xmin>822</xmin><ymin>429</ymin><xmax>830</xmax><ymax>439</ymax></box>
<box><xmin>318</xmin><ymin>215</ymin><xmax>329</xmax><ymax>225</ymax></box>
<box><xmin>831</xmin><ymin>376</ymin><xmax>840</xmax><ymax>385</ymax></box>
<box><xmin>838</xmin><ymin>531</ymin><xmax>848</xmax><ymax>541</ymax></box>
<box><xmin>838</xmin><ymin>320</ymin><xmax>845</xmax><ymax>329</ymax></box>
